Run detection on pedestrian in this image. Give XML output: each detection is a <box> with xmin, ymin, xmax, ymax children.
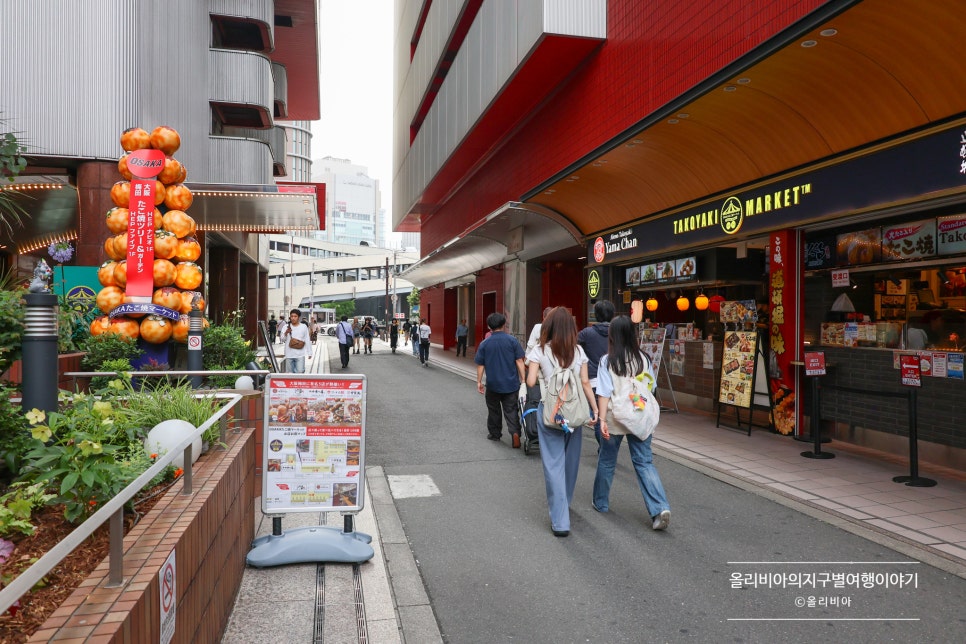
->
<box><xmin>525</xmin><ymin>307</ymin><xmax>598</xmax><ymax>537</ymax></box>
<box><xmin>282</xmin><ymin>308</ymin><xmax>312</xmax><ymax>373</ymax></box>
<box><xmin>526</xmin><ymin>307</ymin><xmax>554</xmax><ymax>356</ymax></box>
<box><xmin>335</xmin><ymin>315</ymin><xmax>354</xmax><ymax>368</ymax></box>
<box><xmin>362</xmin><ymin>317</ymin><xmax>375</xmax><ymax>354</ymax></box>
<box><xmin>352</xmin><ymin>317</ymin><xmax>361</xmax><ymax>354</ymax></box>
<box><xmin>593</xmin><ymin>315</ymin><xmax>671</xmax><ymax>530</ymax></box>
<box><xmin>474</xmin><ymin>312</ymin><xmax>526</xmax><ymax>447</ymax></box>
<box><xmin>578</xmin><ymin>300</ymin><xmax>615</xmax><ymax>443</ymax></box>
<box><xmin>418</xmin><ymin>317</ymin><xmax>432</xmax><ymax>366</ymax></box>
<box><xmin>455</xmin><ymin>318</ymin><xmax>469</xmax><ymax>357</ymax></box>
<box><xmin>403</xmin><ymin>319</ymin><xmax>412</xmax><ymax>345</ymax></box>
<box><xmin>267</xmin><ymin>314</ymin><xmax>278</xmax><ymax>344</ymax></box>
<box><xmin>276</xmin><ymin>319</ymin><xmax>287</xmax><ymax>344</ymax></box>
<box><xmin>389</xmin><ymin>318</ymin><xmax>399</xmax><ymax>353</ymax></box>
<box><xmin>411</xmin><ymin>318</ymin><xmax>420</xmax><ymax>357</ymax></box>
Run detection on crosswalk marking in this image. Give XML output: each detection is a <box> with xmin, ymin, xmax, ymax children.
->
<box><xmin>387</xmin><ymin>474</ymin><xmax>441</xmax><ymax>499</ymax></box>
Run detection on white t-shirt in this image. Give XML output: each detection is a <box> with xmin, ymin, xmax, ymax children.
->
<box><xmin>418</xmin><ymin>323</ymin><xmax>432</xmax><ymax>341</ymax></box>
<box><xmin>526</xmin><ymin>323</ymin><xmax>542</xmax><ymax>353</ymax></box>
<box><xmin>526</xmin><ymin>344</ymin><xmax>588</xmax><ymax>382</ymax></box>
<box><xmin>283</xmin><ymin>322</ymin><xmax>313</xmax><ymax>358</ymax></box>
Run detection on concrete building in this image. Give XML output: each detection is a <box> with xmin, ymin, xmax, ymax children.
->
<box><xmin>0</xmin><ymin>0</ymin><xmax>323</xmax><ymax>342</ymax></box>
<box><xmin>394</xmin><ymin>0</ymin><xmax>966</xmax><ymax>467</ymax></box>
<box><xmin>312</xmin><ymin>156</ymin><xmax>385</xmax><ymax>248</ymax></box>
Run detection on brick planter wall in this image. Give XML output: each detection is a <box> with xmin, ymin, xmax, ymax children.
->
<box><xmin>1</xmin><ymin>352</ymin><xmax>86</xmax><ymax>392</ymax></box>
<box><xmin>29</xmin><ymin>428</ymin><xmax>256</xmax><ymax>643</ymax></box>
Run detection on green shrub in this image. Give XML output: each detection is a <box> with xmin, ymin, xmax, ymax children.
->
<box><xmin>0</xmin><ymin>383</ymin><xmax>30</xmax><ymax>481</ymax></box>
<box><xmin>91</xmin><ymin>357</ymin><xmax>134</xmax><ymax>391</ymax></box>
<box><xmin>123</xmin><ymin>380</ymin><xmax>221</xmax><ymax>445</ymax></box>
<box><xmin>0</xmin><ymin>482</ymin><xmax>55</xmax><ymax>538</ymax></box>
<box><xmin>202</xmin><ymin>321</ymin><xmax>256</xmax><ymax>372</ymax></box>
<box><xmin>80</xmin><ymin>332</ymin><xmax>142</xmax><ymax>371</ymax></box>
<box><xmin>0</xmin><ymin>277</ymin><xmax>25</xmax><ymax>376</ymax></box>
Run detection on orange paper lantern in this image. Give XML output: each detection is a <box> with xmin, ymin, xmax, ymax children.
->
<box><xmin>645</xmin><ymin>297</ymin><xmax>658</xmax><ymax>312</ymax></box>
<box><xmin>695</xmin><ymin>293</ymin><xmax>709</xmax><ymax>311</ymax></box>
<box><xmin>676</xmin><ymin>295</ymin><xmax>690</xmax><ymax>311</ymax></box>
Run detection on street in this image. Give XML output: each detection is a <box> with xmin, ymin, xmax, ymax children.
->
<box><xmin>331</xmin><ymin>338</ymin><xmax>966</xmax><ymax>643</ymax></box>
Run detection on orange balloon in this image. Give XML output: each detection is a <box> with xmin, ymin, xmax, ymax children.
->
<box><xmin>112</xmin><ymin>260</ymin><xmax>128</xmax><ymax>288</ymax></box>
<box><xmin>97</xmin><ymin>261</ymin><xmax>118</xmax><ymax>287</ymax></box>
<box><xmin>174</xmin><ymin>262</ymin><xmax>203</xmax><ymax>290</ymax></box>
<box><xmin>109</xmin><ymin>316</ymin><xmax>140</xmax><ymax>340</ymax></box>
<box><xmin>120</xmin><ymin>127</ymin><xmax>150</xmax><ymax>152</ymax></box>
<box><xmin>96</xmin><ymin>286</ymin><xmax>124</xmax><ymax>314</ymax></box>
<box><xmin>149</xmin><ymin>125</ymin><xmax>181</xmax><ymax>155</ymax></box>
<box><xmin>89</xmin><ymin>315</ymin><xmax>112</xmax><ymax>336</ymax></box>
<box><xmin>153</xmin><ymin>286</ymin><xmax>182</xmax><ymax>311</ymax></box>
<box><xmin>172</xmin><ymin>314</ymin><xmax>191</xmax><ymax>343</ymax></box>
<box><xmin>110</xmin><ymin>181</ymin><xmax>130</xmax><ymax>208</ymax></box>
<box><xmin>105</xmin><ymin>207</ymin><xmax>129</xmax><ymax>234</ymax></box>
<box><xmin>153</xmin><ymin>259</ymin><xmax>177</xmax><ymax>287</ymax></box>
<box><xmin>139</xmin><ymin>315</ymin><xmax>174</xmax><ymax>344</ymax></box>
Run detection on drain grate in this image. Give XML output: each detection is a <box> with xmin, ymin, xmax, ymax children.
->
<box><xmin>314</xmin><ymin>565</ymin><xmax>325</xmax><ymax>643</ymax></box>
<box><xmin>354</xmin><ymin>563</ymin><xmax>368</xmax><ymax>643</ymax></box>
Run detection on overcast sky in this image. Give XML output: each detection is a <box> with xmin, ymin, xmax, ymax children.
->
<box><xmin>312</xmin><ymin>1</ymin><xmax>394</xmax><ymax>222</ymax></box>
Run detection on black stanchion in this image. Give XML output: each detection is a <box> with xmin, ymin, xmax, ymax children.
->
<box><xmin>22</xmin><ymin>292</ymin><xmax>60</xmax><ymax>414</ymax></box>
<box><xmin>892</xmin><ymin>389</ymin><xmax>936</xmax><ymax>487</ymax></box>
<box><xmin>801</xmin><ymin>373</ymin><xmax>834</xmax><ymax>459</ymax></box>
<box><xmin>187</xmin><ymin>308</ymin><xmax>203</xmax><ymax>388</ymax></box>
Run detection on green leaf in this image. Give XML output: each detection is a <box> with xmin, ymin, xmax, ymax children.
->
<box><xmin>80</xmin><ymin>469</ymin><xmax>95</xmax><ymax>488</ymax></box>
<box><xmin>60</xmin><ymin>472</ymin><xmax>79</xmax><ymax>495</ymax></box>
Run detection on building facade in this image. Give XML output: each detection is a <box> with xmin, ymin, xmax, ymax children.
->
<box><xmin>312</xmin><ymin>157</ymin><xmax>385</xmax><ymax>248</ymax></box>
<box><xmin>394</xmin><ymin>0</ymin><xmax>966</xmax><ymax>468</ymax></box>
<box><xmin>0</xmin><ymin>0</ymin><xmax>322</xmax><ymax>343</ymax></box>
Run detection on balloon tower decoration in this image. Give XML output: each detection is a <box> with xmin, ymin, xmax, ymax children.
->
<box><xmin>91</xmin><ymin>126</ymin><xmax>206</xmax><ymax>364</ymax></box>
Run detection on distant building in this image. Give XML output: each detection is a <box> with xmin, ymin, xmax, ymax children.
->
<box><xmin>312</xmin><ymin>157</ymin><xmax>384</xmax><ymax>247</ymax></box>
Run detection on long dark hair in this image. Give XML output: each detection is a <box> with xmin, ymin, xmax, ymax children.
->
<box><xmin>607</xmin><ymin>315</ymin><xmax>644</xmax><ymax>378</ymax></box>
<box><xmin>539</xmin><ymin>307</ymin><xmax>577</xmax><ymax>368</ymax></box>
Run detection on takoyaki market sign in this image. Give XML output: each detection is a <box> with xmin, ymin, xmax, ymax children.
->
<box><xmin>587</xmin><ymin>122</ymin><xmax>966</xmax><ymax>266</ymax></box>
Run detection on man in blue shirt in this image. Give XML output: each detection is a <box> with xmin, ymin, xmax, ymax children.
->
<box><xmin>474</xmin><ymin>312</ymin><xmax>526</xmax><ymax>447</ymax></box>
<box><xmin>335</xmin><ymin>315</ymin><xmax>354</xmax><ymax>369</ymax></box>
<box><xmin>455</xmin><ymin>319</ymin><xmax>469</xmax><ymax>357</ymax></box>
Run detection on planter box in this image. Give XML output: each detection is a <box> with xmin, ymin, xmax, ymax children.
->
<box><xmin>1</xmin><ymin>352</ymin><xmax>86</xmax><ymax>391</ymax></box>
<box><xmin>28</xmin><ymin>428</ymin><xmax>257</xmax><ymax>643</ymax></box>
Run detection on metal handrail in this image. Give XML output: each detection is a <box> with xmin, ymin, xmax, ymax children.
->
<box><xmin>0</xmin><ymin>391</ymin><xmax>248</xmax><ymax>615</ymax></box>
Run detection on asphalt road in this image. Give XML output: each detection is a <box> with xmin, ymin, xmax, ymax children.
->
<box><xmin>330</xmin><ymin>340</ymin><xmax>966</xmax><ymax>643</ymax></box>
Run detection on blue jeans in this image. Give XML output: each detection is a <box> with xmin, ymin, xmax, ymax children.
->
<box><xmin>412</xmin><ymin>336</ymin><xmax>420</xmax><ymax>356</ymax></box>
<box><xmin>593</xmin><ymin>433</ymin><xmax>669</xmax><ymax>518</ymax></box>
<box><xmin>285</xmin><ymin>356</ymin><xmax>305</xmax><ymax>373</ymax></box>
<box><xmin>536</xmin><ymin>403</ymin><xmax>582</xmax><ymax>532</ymax></box>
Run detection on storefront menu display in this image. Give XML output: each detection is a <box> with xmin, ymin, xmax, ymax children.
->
<box><xmin>718</xmin><ymin>330</ymin><xmax>758</xmax><ymax>409</ymax></box>
<box><xmin>262</xmin><ymin>375</ymin><xmax>366</xmax><ymax>514</ymax></box>
<box><xmin>836</xmin><ymin>227</ymin><xmax>881</xmax><ymax>265</ymax></box>
<box><xmin>626</xmin><ymin>266</ymin><xmax>640</xmax><ymax>286</ymax></box>
<box><xmin>641</xmin><ymin>263</ymin><xmax>657</xmax><ymax>283</ymax></box>
<box><xmin>881</xmin><ymin>218</ymin><xmax>936</xmax><ymax>261</ymax></box>
<box><xmin>719</xmin><ymin>300</ymin><xmax>757</xmax><ymax>324</ymax></box>
<box><xmin>675</xmin><ymin>256</ymin><xmax>697</xmax><ymax>280</ymax></box>
<box><xmin>657</xmin><ymin>260</ymin><xmax>675</xmax><ymax>282</ymax></box>
<box><xmin>639</xmin><ymin>326</ymin><xmax>667</xmax><ymax>376</ymax></box>
<box><xmin>937</xmin><ymin>215</ymin><xmax>966</xmax><ymax>255</ymax></box>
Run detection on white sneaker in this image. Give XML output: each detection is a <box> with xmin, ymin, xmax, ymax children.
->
<box><xmin>652</xmin><ymin>510</ymin><xmax>670</xmax><ymax>531</ymax></box>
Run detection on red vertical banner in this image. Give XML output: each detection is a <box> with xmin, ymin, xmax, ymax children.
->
<box><xmin>125</xmin><ymin>149</ymin><xmax>164</xmax><ymax>300</ymax></box>
<box><xmin>768</xmin><ymin>230</ymin><xmax>804</xmax><ymax>435</ymax></box>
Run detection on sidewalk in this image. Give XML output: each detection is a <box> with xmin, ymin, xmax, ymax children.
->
<box><xmin>226</xmin><ymin>337</ymin><xmax>966</xmax><ymax>642</ymax></box>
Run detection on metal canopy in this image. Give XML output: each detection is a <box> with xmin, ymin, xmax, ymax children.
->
<box><xmin>401</xmin><ymin>202</ymin><xmax>582</xmax><ymax>288</ymax></box>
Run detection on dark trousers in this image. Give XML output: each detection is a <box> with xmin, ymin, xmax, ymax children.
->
<box><xmin>456</xmin><ymin>336</ymin><xmax>467</xmax><ymax>356</ymax></box>
<box><xmin>338</xmin><ymin>342</ymin><xmax>351</xmax><ymax>367</ymax></box>
<box><xmin>485</xmin><ymin>388</ymin><xmax>521</xmax><ymax>438</ymax></box>
<box><xmin>420</xmin><ymin>340</ymin><xmax>430</xmax><ymax>363</ymax></box>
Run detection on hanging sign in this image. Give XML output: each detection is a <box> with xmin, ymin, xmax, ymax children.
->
<box><xmin>125</xmin><ymin>148</ymin><xmax>163</xmax><ymax>300</ymax></box>
<box><xmin>831</xmin><ymin>269</ymin><xmax>850</xmax><ymax>289</ymax></box>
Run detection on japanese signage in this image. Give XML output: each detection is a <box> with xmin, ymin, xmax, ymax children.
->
<box><xmin>125</xmin><ymin>148</ymin><xmax>163</xmax><ymax>299</ymax></box>
<box><xmin>586</xmin><ymin>122</ymin><xmax>966</xmax><ymax>266</ymax></box>
<box><xmin>831</xmin><ymin>269</ymin><xmax>850</xmax><ymax>289</ymax></box>
<box><xmin>804</xmin><ymin>351</ymin><xmax>826</xmax><ymax>376</ymax></box>
<box><xmin>262</xmin><ymin>375</ymin><xmax>366</xmax><ymax>514</ymax></box>
<box><xmin>804</xmin><ymin>236</ymin><xmax>835</xmax><ymax>269</ymax></box>
<box><xmin>587</xmin><ymin>269</ymin><xmax>601</xmax><ymax>298</ymax></box>
<box><xmin>900</xmin><ymin>354</ymin><xmax>922</xmax><ymax>387</ymax></box>
<box><xmin>768</xmin><ymin>230</ymin><xmax>804</xmax><ymax>435</ymax></box>
<box><xmin>718</xmin><ymin>330</ymin><xmax>758</xmax><ymax>409</ymax></box>
<box><xmin>882</xmin><ymin>219</ymin><xmax>936</xmax><ymax>261</ymax></box>
<box><xmin>937</xmin><ymin>215</ymin><xmax>966</xmax><ymax>255</ymax></box>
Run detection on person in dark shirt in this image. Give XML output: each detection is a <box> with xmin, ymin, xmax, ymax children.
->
<box><xmin>474</xmin><ymin>312</ymin><xmax>526</xmax><ymax>447</ymax></box>
<box><xmin>578</xmin><ymin>300</ymin><xmax>615</xmax><ymax>446</ymax></box>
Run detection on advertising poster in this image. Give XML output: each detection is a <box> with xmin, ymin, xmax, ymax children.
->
<box><xmin>262</xmin><ymin>375</ymin><xmax>366</xmax><ymax>514</ymax></box>
<box><xmin>804</xmin><ymin>351</ymin><xmax>826</xmax><ymax>376</ymax></box>
<box><xmin>929</xmin><ymin>352</ymin><xmax>947</xmax><ymax>378</ymax></box>
<box><xmin>948</xmin><ymin>353</ymin><xmax>964</xmax><ymax>380</ymax></box>
<box><xmin>703</xmin><ymin>342</ymin><xmax>714</xmax><ymax>369</ymax></box>
<box><xmin>768</xmin><ymin>230</ymin><xmax>804</xmax><ymax>436</ymax></box>
<box><xmin>639</xmin><ymin>327</ymin><xmax>667</xmax><ymax>376</ymax></box>
<box><xmin>670</xmin><ymin>340</ymin><xmax>686</xmax><ymax>377</ymax></box>
<box><xmin>718</xmin><ymin>330</ymin><xmax>758</xmax><ymax>409</ymax></box>
<box><xmin>719</xmin><ymin>300</ymin><xmax>757</xmax><ymax>324</ymax></box>
<box><xmin>900</xmin><ymin>354</ymin><xmax>922</xmax><ymax>387</ymax></box>
<box><xmin>836</xmin><ymin>227</ymin><xmax>881</xmax><ymax>266</ymax></box>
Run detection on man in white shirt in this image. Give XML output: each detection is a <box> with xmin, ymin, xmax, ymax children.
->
<box><xmin>418</xmin><ymin>318</ymin><xmax>432</xmax><ymax>366</ymax></box>
<box><xmin>282</xmin><ymin>309</ymin><xmax>313</xmax><ymax>373</ymax></box>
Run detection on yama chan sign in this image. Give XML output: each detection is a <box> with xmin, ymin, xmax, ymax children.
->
<box><xmin>585</xmin><ymin>122</ymin><xmax>966</xmax><ymax>266</ymax></box>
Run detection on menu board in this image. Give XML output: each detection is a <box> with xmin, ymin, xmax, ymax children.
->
<box><xmin>641</xmin><ymin>263</ymin><xmax>657</xmax><ymax>284</ymax></box>
<box><xmin>625</xmin><ymin>266</ymin><xmax>640</xmax><ymax>286</ymax></box>
<box><xmin>262</xmin><ymin>374</ymin><xmax>366</xmax><ymax>514</ymax></box>
<box><xmin>719</xmin><ymin>299</ymin><xmax>757</xmax><ymax>324</ymax></box>
<box><xmin>639</xmin><ymin>326</ymin><xmax>667</xmax><ymax>377</ymax></box>
<box><xmin>656</xmin><ymin>260</ymin><xmax>676</xmax><ymax>282</ymax></box>
<box><xmin>718</xmin><ymin>330</ymin><xmax>759</xmax><ymax>409</ymax></box>
<box><xmin>836</xmin><ymin>227</ymin><xmax>881</xmax><ymax>266</ymax></box>
<box><xmin>675</xmin><ymin>256</ymin><xmax>697</xmax><ymax>281</ymax></box>
<box><xmin>937</xmin><ymin>215</ymin><xmax>966</xmax><ymax>255</ymax></box>
<box><xmin>881</xmin><ymin>219</ymin><xmax>936</xmax><ymax>261</ymax></box>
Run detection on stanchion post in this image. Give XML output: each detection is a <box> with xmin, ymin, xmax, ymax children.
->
<box><xmin>801</xmin><ymin>373</ymin><xmax>834</xmax><ymax>459</ymax></box>
<box><xmin>22</xmin><ymin>292</ymin><xmax>60</xmax><ymax>413</ymax></box>
<box><xmin>893</xmin><ymin>388</ymin><xmax>936</xmax><ymax>487</ymax></box>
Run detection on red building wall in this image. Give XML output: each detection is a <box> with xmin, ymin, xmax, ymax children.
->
<box><xmin>419</xmin><ymin>0</ymin><xmax>824</xmax><ymax>250</ymax></box>
<box><xmin>474</xmin><ymin>267</ymin><xmax>504</xmax><ymax>341</ymax></box>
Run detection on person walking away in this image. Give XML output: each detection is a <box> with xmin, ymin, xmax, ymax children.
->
<box><xmin>526</xmin><ymin>307</ymin><xmax>598</xmax><ymax>537</ymax></box>
<box><xmin>418</xmin><ymin>318</ymin><xmax>432</xmax><ymax>366</ymax></box>
<box><xmin>352</xmin><ymin>318</ymin><xmax>362</xmax><ymax>354</ymax></box>
<box><xmin>456</xmin><ymin>319</ymin><xmax>469</xmax><ymax>357</ymax></box>
<box><xmin>282</xmin><ymin>308</ymin><xmax>313</xmax><ymax>373</ymax></box>
<box><xmin>276</xmin><ymin>319</ymin><xmax>287</xmax><ymax>345</ymax></box>
<box><xmin>403</xmin><ymin>319</ymin><xmax>412</xmax><ymax>346</ymax></box>
<box><xmin>578</xmin><ymin>300</ymin><xmax>615</xmax><ymax>444</ymax></box>
<box><xmin>526</xmin><ymin>307</ymin><xmax>554</xmax><ymax>356</ymax></box>
<box><xmin>335</xmin><ymin>315</ymin><xmax>354</xmax><ymax>369</ymax></box>
<box><xmin>593</xmin><ymin>315</ymin><xmax>670</xmax><ymax>530</ymax></box>
<box><xmin>411</xmin><ymin>318</ymin><xmax>420</xmax><ymax>357</ymax></box>
<box><xmin>361</xmin><ymin>317</ymin><xmax>375</xmax><ymax>354</ymax></box>
<box><xmin>474</xmin><ymin>312</ymin><xmax>526</xmax><ymax>447</ymax></box>
<box><xmin>389</xmin><ymin>319</ymin><xmax>399</xmax><ymax>353</ymax></box>
<box><xmin>268</xmin><ymin>314</ymin><xmax>278</xmax><ymax>345</ymax></box>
